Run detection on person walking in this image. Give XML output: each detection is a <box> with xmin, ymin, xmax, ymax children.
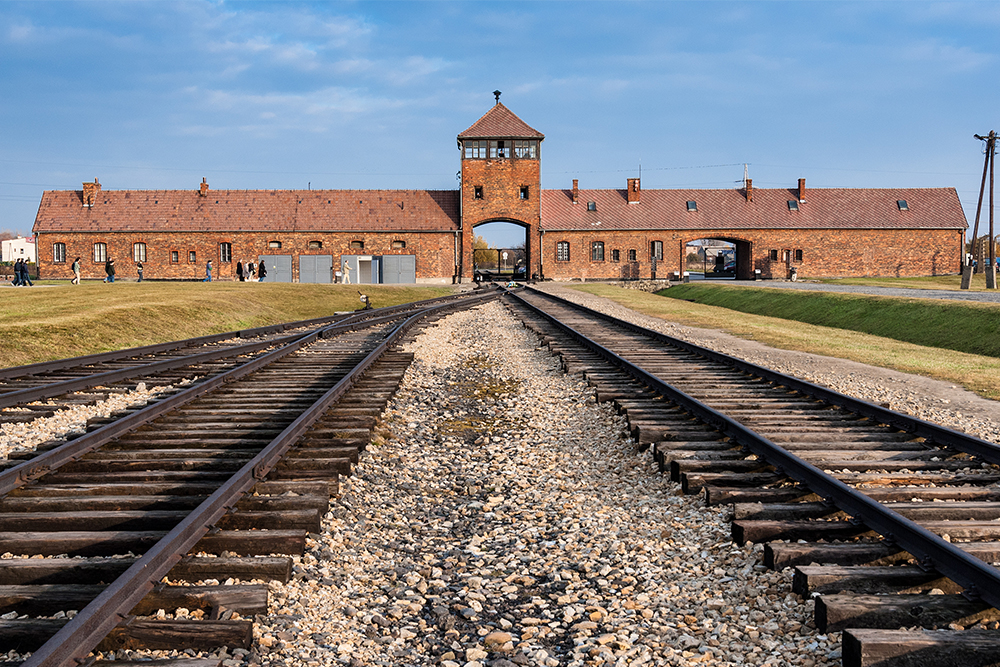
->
<box><xmin>246</xmin><ymin>261</ymin><xmax>255</xmax><ymax>281</ymax></box>
<box><xmin>71</xmin><ymin>257</ymin><xmax>81</xmax><ymax>285</ymax></box>
<box><xmin>104</xmin><ymin>258</ymin><xmax>116</xmax><ymax>283</ymax></box>
<box><xmin>204</xmin><ymin>260</ymin><xmax>213</xmax><ymax>282</ymax></box>
<box><xmin>18</xmin><ymin>259</ymin><xmax>33</xmax><ymax>287</ymax></box>
<box><xmin>11</xmin><ymin>259</ymin><xmax>22</xmax><ymax>286</ymax></box>
<box><xmin>236</xmin><ymin>260</ymin><xmax>244</xmax><ymax>282</ymax></box>
<box><xmin>136</xmin><ymin>261</ymin><xmax>144</xmax><ymax>282</ymax></box>
<box><xmin>257</xmin><ymin>260</ymin><xmax>266</xmax><ymax>282</ymax></box>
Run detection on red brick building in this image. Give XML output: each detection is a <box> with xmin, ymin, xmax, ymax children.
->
<box><xmin>32</xmin><ymin>101</ymin><xmax>967</xmax><ymax>282</ymax></box>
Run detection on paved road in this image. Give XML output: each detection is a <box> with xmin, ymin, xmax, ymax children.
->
<box><xmin>721</xmin><ymin>280</ymin><xmax>1000</xmax><ymax>304</ymax></box>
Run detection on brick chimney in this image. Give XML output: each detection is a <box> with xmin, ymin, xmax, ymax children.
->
<box><xmin>798</xmin><ymin>178</ymin><xmax>806</xmax><ymax>203</ymax></box>
<box><xmin>745</xmin><ymin>178</ymin><xmax>753</xmax><ymax>202</ymax></box>
<box><xmin>572</xmin><ymin>179</ymin><xmax>579</xmax><ymax>204</ymax></box>
<box><xmin>627</xmin><ymin>178</ymin><xmax>640</xmax><ymax>204</ymax></box>
<box><xmin>200</xmin><ymin>177</ymin><xmax>209</xmax><ymax>197</ymax></box>
<box><xmin>82</xmin><ymin>178</ymin><xmax>101</xmax><ymax>207</ymax></box>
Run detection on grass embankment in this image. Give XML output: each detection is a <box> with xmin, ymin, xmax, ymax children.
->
<box><xmin>567</xmin><ymin>283</ymin><xmax>1000</xmax><ymax>401</ymax></box>
<box><xmin>0</xmin><ymin>282</ymin><xmax>453</xmax><ymax>369</ymax></box>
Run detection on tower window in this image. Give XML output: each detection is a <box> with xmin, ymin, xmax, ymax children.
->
<box><xmin>514</xmin><ymin>140</ymin><xmax>538</xmax><ymax>159</ymax></box>
<box><xmin>489</xmin><ymin>140</ymin><xmax>510</xmax><ymax>159</ymax></box>
<box><xmin>474</xmin><ymin>186</ymin><xmax>483</xmax><ymax>200</ymax></box>
<box><xmin>520</xmin><ymin>186</ymin><xmax>529</xmax><ymax>200</ymax></box>
<box><xmin>464</xmin><ymin>140</ymin><xmax>487</xmax><ymax>159</ymax></box>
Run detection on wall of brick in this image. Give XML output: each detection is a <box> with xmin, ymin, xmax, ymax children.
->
<box><xmin>541</xmin><ymin>228</ymin><xmax>964</xmax><ymax>280</ymax></box>
<box><xmin>37</xmin><ymin>231</ymin><xmax>459</xmax><ymax>282</ymax></box>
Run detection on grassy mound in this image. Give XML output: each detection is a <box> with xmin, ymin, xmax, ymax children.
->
<box><xmin>660</xmin><ymin>283</ymin><xmax>1000</xmax><ymax>358</ymax></box>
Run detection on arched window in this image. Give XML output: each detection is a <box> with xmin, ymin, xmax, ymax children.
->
<box><xmin>93</xmin><ymin>242</ymin><xmax>107</xmax><ymax>263</ymax></box>
<box><xmin>53</xmin><ymin>243</ymin><xmax>66</xmax><ymax>263</ymax></box>
<box><xmin>268</xmin><ymin>240</ymin><xmax>282</xmax><ymax>249</ymax></box>
<box><xmin>308</xmin><ymin>240</ymin><xmax>323</xmax><ymax>249</ymax></box>
<box><xmin>133</xmin><ymin>242</ymin><xmax>147</xmax><ymax>262</ymax></box>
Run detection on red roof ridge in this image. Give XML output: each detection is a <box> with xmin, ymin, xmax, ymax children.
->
<box><xmin>458</xmin><ymin>103</ymin><xmax>544</xmax><ymax>139</ymax></box>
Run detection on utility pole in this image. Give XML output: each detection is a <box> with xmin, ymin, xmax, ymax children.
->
<box><xmin>963</xmin><ymin>131</ymin><xmax>996</xmax><ymax>289</ymax></box>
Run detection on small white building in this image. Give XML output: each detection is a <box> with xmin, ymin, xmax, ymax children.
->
<box><xmin>1</xmin><ymin>235</ymin><xmax>37</xmax><ymax>263</ymax></box>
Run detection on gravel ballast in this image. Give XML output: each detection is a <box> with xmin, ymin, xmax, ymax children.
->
<box><xmin>255</xmin><ymin>300</ymin><xmax>837</xmax><ymax>667</ymax></box>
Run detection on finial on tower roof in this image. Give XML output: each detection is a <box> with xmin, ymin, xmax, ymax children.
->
<box><xmin>493</xmin><ymin>90</ymin><xmax>502</xmax><ymax>104</ymax></box>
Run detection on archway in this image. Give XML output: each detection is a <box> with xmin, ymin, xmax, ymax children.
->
<box><xmin>685</xmin><ymin>237</ymin><xmax>753</xmax><ymax>280</ymax></box>
<box><xmin>472</xmin><ymin>220</ymin><xmax>529</xmax><ymax>280</ymax></box>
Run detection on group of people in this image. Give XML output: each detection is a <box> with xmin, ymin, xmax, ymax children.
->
<box><xmin>9</xmin><ymin>258</ymin><xmax>33</xmax><ymax>286</ymax></box>
<box><xmin>204</xmin><ymin>259</ymin><xmax>266</xmax><ymax>282</ymax></box>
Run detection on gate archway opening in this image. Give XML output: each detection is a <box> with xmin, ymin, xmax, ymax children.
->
<box><xmin>685</xmin><ymin>238</ymin><xmax>753</xmax><ymax>280</ymax></box>
<box><xmin>473</xmin><ymin>221</ymin><xmax>528</xmax><ymax>281</ymax></box>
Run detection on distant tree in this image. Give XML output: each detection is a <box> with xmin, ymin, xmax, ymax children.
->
<box><xmin>0</xmin><ymin>230</ymin><xmax>18</xmax><ymax>241</ymax></box>
<box><xmin>473</xmin><ymin>233</ymin><xmax>493</xmax><ymax>251</ymax></box>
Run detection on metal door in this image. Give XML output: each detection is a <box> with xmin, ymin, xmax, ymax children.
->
<box><xmin>299</xmin><ymin>255</ymin><xmax>333</xmax><ymax>283</ymax></box>
<box><xmin>380</xmin><ymin>255</ymin><xmax>416</xmax><ymax>283</ymax></box>
<box><xmin>258</xmin><ymin>255</ymin><xmax>292</xmax><ymax>283</ymax></box>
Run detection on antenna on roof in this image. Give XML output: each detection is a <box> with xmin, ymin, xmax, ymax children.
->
<box><xmin>743</xmin><ymin>163</ymin><xmax>749</xmax><ymax>186</ymax></box>
<box><xmin>493</xmin><ymin>90</ymin><xmax>502</xmax><ymax>104</ymax></box>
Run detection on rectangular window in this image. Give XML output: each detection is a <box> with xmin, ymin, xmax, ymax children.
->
<box><xmin>171</xmin><ymin>251</ymin><xmax>179</xmax><ymax>263</ymax></box>
<box><xmin>93</xmin><ymin>242</ymin><xmax>107</xmax><ymax>263</ymax></box>
<box><xmin>53</xmin><ymin>243</ymin><xmax>66</xmax><ymax>263</ymax></box>
<box><xmin>686</xmin><ymin>201</ymin><xmax>698</xmax><ymax>212</ymax></box>
<box><xmin>591</xmin><ymin>241</ymin><xmax>605</xmax><ymax>262</ymax></box>
<box><xmin>474</xmin><ymin>186</ymin><xmax>483</xmax><ymax>200</ymax></box>
<box><xmin>769</xmin><ymin>249</ymin><xmax>779</xmax><ymax>261</ymax></box>
<box><xmin>308</xmin><ymin>240</ymin><xmax>323</xmax><ymax>249</ymax></box>
<box><xmin>392</xmin><ymin>240</ymin><xmax>406</xmax><ymax>249</ymax></box>
<box><xmin>520</xmin><ymin>186</ymin><xmax>529</xmax><ymax>200</ymax></box>
<box><xmin>611</xmin><ymin>249</ymin><xmax>620</xmax><ymax>263</ymax></box>
<box><xmin>556</xmin><ymin>241</ymin><xmax>570</xmax><ymax>262</ymax></box>
<box><xmin>189</xmin><ymin>250</ymin><xmax>196</xmax><ymax>263</ymax></box>
<box><xmin>464</xmin><ymin>140</ymin><xmax>487</xmax><ymax>159</ymax></box>
<box><xmin>350</xmin><ymin>240</ymin><xmax>364</xmax><ymax>250</ymax></box>
<box><xmin>220</xmin><ymin>242</ymin><xmax>232</xmax><ymax>262</ymax></box>
<box><xmin>133</xmin><ymin>242</ymin><xmax>147</xmax><ymax>262</ymax></box>
<box><xmin>514</xmin><ymin>140</ymin><xmax>537</xmax><ymax>159</ymax></box>
<box><xmin>268</xmin><ymin>240</ymin><xmax>282</xmax><ymax>249</ymax></box>
<box><xmin>795</xmin><ymin>249</ymin><xmax>803</xmax><ymax>262</ymax></box>
<box><xmin>489</xmin><ymin>140</ymin><xmax>510</xmax><ymax>159</ymax></box>
<box><xmin>650</xmin><ymin>240</ymin><xmax>663</xmax><ymax>261</ymax></box>
<box><xmin>628</xmin><ymin>248</ymin><xmax>636</xmax><ymax>262</ymax></box>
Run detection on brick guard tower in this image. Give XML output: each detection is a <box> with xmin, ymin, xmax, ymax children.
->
<box><xmin>457</xmin><ymin>96</ymin><xmax>544</xmax><ymax>281</ymax></box>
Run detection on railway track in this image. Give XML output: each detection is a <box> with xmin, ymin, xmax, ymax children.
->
<box><xmin>506</xmin><ymin>286</ymin><xmax>1000</xmax><ymax>667</ymax></box>
<box><xmin>0</xmin><ymin>288</ymin><xmax>499</xmax><ymax>667</ymax></box>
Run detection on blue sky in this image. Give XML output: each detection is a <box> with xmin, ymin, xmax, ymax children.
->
<box><xmin>2</xmin><ymin>1</ymin><xmax>998</xmax><ymax>247</ymax></box>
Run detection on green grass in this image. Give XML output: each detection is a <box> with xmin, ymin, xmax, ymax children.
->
<box><xmin>659</xmin><ymin>283</ymin><xmax>1000</xmax><ymax>358</ymax></box>
<box><xmin>0</xmin><ymin>282</ymin><xmax>454</xmax><ymax>368</ymax></box>
<box><xmin>567</xmin><ymin>283</ymin><xmax>1000</xmax><ymax>401</ymax></box>
<box><xmin>815</xmin><ymin>274</ymin><xmax>992</xmax><ymax>290</ymax></box>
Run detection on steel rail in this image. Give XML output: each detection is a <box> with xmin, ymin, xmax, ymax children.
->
<box><xmin>0</xmin><ymin>290</ymin><xmax>470</xmax><ymax>382</ymax></box>
<box><xmin>0</xmin><ymin>293</ymin><xmax>478</xmax><ymax>410</ymax></box>
<box><xmin>508</xmin><ymin>290</ymin><xmax>1000</xmax><ymax>611</ymax></box>
<box><xmin>522</xmin><ymin>285</ymin><xmax>1000</xmax><ymax>465</ymax></box>
<box><xmin>19</xmin><ymin>289</ymin><xmax>499</xmax><ymax>667</ymax></box>
<box><xmin>0</xmin><ymin>311</ymin><xmax>410</xmax><ymax>497</ymax></box>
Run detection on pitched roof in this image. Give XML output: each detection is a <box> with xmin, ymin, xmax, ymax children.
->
<box><xmin>540</xmin><ymin>186</ymin><xmax>967</xmax><ymax>232</ymax></box>
<box><xmin>458</xmin><ymin>103</ymin><xmax>544</xmax><ymax>140</ymax></box>
<box><xmin>33</xmin><ymin>189</ymin><xmax>460</xmax><ymax>234</ymax></box>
